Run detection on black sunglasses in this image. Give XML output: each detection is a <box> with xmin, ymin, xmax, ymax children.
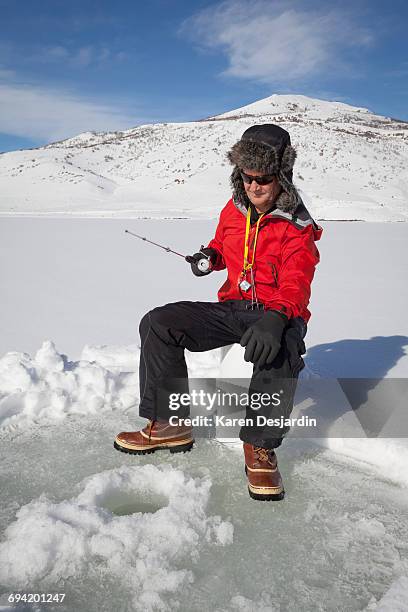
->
<box><xmin>240</xmin><ymin>171</ymin><xmax>276</xmax><ymax>185</ymax></box>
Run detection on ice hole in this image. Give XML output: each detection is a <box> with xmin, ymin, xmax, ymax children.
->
<box><xmin>100</xmin><ymin>489</ymin><xmax>169</xmax><ymax>516</ymax></box>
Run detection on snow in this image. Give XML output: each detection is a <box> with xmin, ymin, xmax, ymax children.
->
<box><xmin>1</xmin><ymin>94</ymin><xmax>407</xmax><ymax>221</ymax></box>
<box><xmin>1</xmin><ymin>413</ymin><xmax>408</xmax><ymax>611</ymax></box>
<box><xmin>0</xmin><ymin>214</ymin><xmax>407</xmax><ymax>610</ymax></box>
<box><xmin>374</xmin><ymin>576</ymin><xmax>408</xmax><ymax>611</ymax></box>
<box><xmin>0</xmin><ymin>340</ymin><xmax>138</xmax><ymax>429</ymax></box>
<box><xmin>3</xmin><ymin>338</ymin><xmax>408</xmax><ymax>496</ymax></box>
<box><xmin>0</xmin><ymin>464</ymin><xmax>232</xmax><ymax>611</ymax></box>
<box><xmin>215</xmin><ymin>93</ymin><xmax>372</xmax><ymax>120</ymax></box>
<box><xmin>1</xmin><ymin>122</ymin><xmax>408</xmax><ymax>607</ymax></box>
<box><xmin>1</xmin><ymin>218</ymin><xmax>408</xmax><ymax>369</ymax></box>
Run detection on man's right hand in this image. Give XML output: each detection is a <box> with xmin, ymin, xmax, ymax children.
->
<box><xmin>185</xmin><ymin>247</ymin><xmax>217</xmax><ymax>276</ymax></box>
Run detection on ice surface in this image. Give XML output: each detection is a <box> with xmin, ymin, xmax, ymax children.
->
<box><xmin>1</xmin><ymin>216</ymin><xmax>408</xmax><ymax>610</ymax></box>
<box><xmin>0</xmin><ymin>463</ymin><xmax>232</xmax><ymax>611</ymax></box>
<box><xmin>1</xmin><ymin>415</ymin><xmax>408</xmax><ymax>611</ymax></box>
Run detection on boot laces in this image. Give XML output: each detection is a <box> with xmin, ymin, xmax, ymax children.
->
<box><xmin>147</xmin><ymin>420</ymin><xmax>156</xmax><ymax>441</ymax></box>
<box><xmin>254</xmin><ymin>446</ymin><xmax>275</xmax><ymax>465</ymax></box>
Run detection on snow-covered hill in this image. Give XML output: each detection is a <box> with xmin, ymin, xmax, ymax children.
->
<box><xmin>0</xmin><ymin>94</ymin><xmax>407</xmax><ymax>220</ymax></box>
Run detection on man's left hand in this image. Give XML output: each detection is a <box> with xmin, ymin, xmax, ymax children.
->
<box><xmin>240</xmin><ymin>310</ymin><xmax>287</xmax><ymax>368</ymax></box>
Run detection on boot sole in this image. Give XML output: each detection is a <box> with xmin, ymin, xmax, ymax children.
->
<box><xmin>245</xmin><ymin>465</ymin><xmax>285</xmax><ymax>501</ymax></box>
<box><xmin>248</xmin><ymin>487</ymin><xmax>285</xmax><ymax>501</ymax></box>
<box><xmin>113</xmin><ymin>439</ymin><xmax>195</xmax><ymax>455</ymax></box>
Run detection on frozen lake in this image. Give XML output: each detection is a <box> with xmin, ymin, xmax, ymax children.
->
<box><xmin>1</xmin><ymin>217</ymin><xmax>408</xmax><ymax>611</ymax></box>
<box><xmin>1</xmin><ymin>218</ymin><xmax>408</xmax><ymax>377</ymax></box>
<box><xmin>1</xmin><ymin>414</ymin><xmax>408</xmax><ymax>612</ymax></box>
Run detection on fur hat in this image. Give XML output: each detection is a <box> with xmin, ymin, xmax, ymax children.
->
<box><xmin>227</xmin><ymin>124</ymin><xmax>300</xmax><ymax>214</ymax></box>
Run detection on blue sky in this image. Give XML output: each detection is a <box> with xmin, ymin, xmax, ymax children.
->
<box><xmin>1</xmin><ymin>0</ymin><xmax>407</xmax><ymax>152</ymax></box>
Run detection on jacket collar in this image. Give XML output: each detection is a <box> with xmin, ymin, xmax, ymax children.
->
<box><xmin>232</xmin><ymin>196</ymin><xmax>321</xmax><ymax>232</ymax></box>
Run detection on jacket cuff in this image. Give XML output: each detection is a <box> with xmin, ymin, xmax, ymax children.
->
<box><xmin>264</xmin><ymin>303</ymin><xmax>291</xmax><ymax>320</ymax></box>
<box><xmin>206</xmin><ymin>243</ymin><xmax>225</xmax><ymax>270</ymax></box>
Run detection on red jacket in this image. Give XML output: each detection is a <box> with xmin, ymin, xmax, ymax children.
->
<box><xmin>207</xmin><ymin>198</ymin><xmax>322</xmax><ymax>323</ymax></box>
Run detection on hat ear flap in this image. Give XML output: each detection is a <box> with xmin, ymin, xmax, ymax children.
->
<box><xmin>276</xmin><ymin>170</ymin><xmax>300</xmax><ymax>213</ymax></box>
<box><xmin>280</xmin><ymin>145</ymin><xmax>297</xmax><ymax>174</ymax></box>
<box><xmin>230</xmin><ymin>165</ymin><xmax>251</xmax><ymax>209</ymax></box>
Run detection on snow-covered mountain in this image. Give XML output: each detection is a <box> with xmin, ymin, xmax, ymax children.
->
<box><xmin>1</xmin><ymin>94</ymin><xmax>407</xmax><ymax>220</ymax></box>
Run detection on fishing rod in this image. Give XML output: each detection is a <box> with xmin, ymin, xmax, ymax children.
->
<box><xmin>124</xmin><ymin>229</ymin><xmax>211</xmax><ymax>273</ymax></box>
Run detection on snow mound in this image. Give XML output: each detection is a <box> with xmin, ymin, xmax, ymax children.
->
<box><xmin>0</xmin><ymin>340</ymin><xmax>224</xmax><ymax>430</ymax></box>
<box><xmin>325</xmin><ymin>438</ymin><xmax>408</xmax><ymax>489</ymax></box>
<box><xmin>0</xmin><ymin>464</ymin><xmax>233</xmax><ymax>611</ymax></box>
<box><xmin>0</xmin><ymin>340</ymin><xmax>138</xmax><ymax>429</ymax></box>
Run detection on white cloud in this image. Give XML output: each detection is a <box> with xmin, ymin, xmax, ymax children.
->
<box><xmin>0</xmin><ymin>80</ymin><xmax>140</xmax><ymax>142</ymax></box>
<box><xmin>24</xmin><ymin>44</ymin><xmax>126</xmax><ymax>68</ymax></box>
<box><xmin>182</xmin><ymin>0</ymin><xmax>373</xmax><ymax>85</ymax></box>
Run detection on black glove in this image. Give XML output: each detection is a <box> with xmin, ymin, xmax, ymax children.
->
<box><xmin>285</xmin><ymin>327</ymin><xmax>306</xmax><ymax>376</ymax></box>
<box><xmin>240</xmin><ymin>310</ymin><xmax>287</xmax><ymax>368</ymax></box>
<box><xmin>185</xmin><ymin>247</ymin><xmax>217</xmax><ymax>277</ymax></box>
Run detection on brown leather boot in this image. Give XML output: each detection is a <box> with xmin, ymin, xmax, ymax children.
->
<box><xmin>243</xmin><ymin>443</ymin><xmax>285</xmax><ymax>501</ymax></box>
<box><xmin>114</xmin><ymin>420</ymin><xmax>194</xmax><ymax>455</ymax></box>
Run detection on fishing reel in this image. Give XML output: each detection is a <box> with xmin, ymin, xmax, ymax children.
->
<box><xmin>197</xmin><ymin>248</ymin><xmax>212</xmax><ymax>273</ymax></box>
<box><xmin>185</xmin><ymin>245</ymin><xmax>216</xmax><ymax>277</ymax></box>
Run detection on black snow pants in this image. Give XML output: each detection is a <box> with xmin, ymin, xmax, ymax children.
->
<box><xmin>138</xmin><ymin>300</ymin><xmax>307</xmax><ymax>449</ymax></box>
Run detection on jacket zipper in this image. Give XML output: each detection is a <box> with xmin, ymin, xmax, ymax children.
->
<box><xmin>249</xmin><ymin>223</ymin><xmax>278</xmax><ymax>287</ymax></box>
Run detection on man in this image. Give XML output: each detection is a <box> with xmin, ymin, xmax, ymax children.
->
<box><xmin>114</xmin><ymin>124</ymin><xmax>322</xmax><ymax>501</ymax></box>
